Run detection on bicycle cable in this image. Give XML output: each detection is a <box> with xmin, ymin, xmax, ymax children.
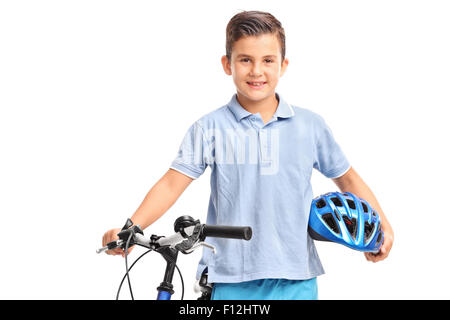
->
<box><xmin>124</xmin><ymin>233</ymin><xmax>134</xmax><ymax>300</ymax></box>
<box><xmin>116</xmin><ymin>249</ymin><xmax>151</xmax><ymax>300</ymax></box>
<box><xmin>117</xmin><ymin>246</ymin><xmax>185</xmax><ymax>300</ymax></box>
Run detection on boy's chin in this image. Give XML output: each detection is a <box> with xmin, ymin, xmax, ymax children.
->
<box><xmin>238</xmin><ymin>89</ymin><xmax>275</xmax><ymax>102</ymax></box>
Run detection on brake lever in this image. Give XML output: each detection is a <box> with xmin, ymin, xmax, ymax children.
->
<box><xmin>174</xmin><ymin>224</ymin><xmax>216</xmax><ymax>254</ymax></box>
<box><xmin>184</xmin><ymin>241</ymin><xmax>216</xmax><ymax>254</ymax></box>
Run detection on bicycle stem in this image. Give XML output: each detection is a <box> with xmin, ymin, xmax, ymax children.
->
<box><xmin>155</xmin><ymin>246</ymin><xmax>179</xmax><ymax>300</ymax></box>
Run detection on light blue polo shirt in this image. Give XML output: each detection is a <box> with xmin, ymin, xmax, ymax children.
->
<box><xmin>170</xmin><ymin>92</ymin><xmax>350</xmax><ymax>284</ymax></box>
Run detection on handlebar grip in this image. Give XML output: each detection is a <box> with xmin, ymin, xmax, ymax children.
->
<box><xmin>201</xmin><ymin>225</ymin><xmax>252</xmax><ymax>240</ymax></box>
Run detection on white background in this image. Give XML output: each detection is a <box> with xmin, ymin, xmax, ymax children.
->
<box><xmin>0</xmin><ymin>0</ymin><xmax>449</xmax><ymax>300</ymax></box>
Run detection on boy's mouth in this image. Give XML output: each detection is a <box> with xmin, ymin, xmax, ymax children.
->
<box><xmin>246</xmin><ymin>81</ymin><xmax>267</xmax><ymax>89</ymax></box>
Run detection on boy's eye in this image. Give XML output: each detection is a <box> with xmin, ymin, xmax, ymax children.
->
<box><xmin>241</xmin><ymin>58</ymin><xmax>273</xmax><ymax>63</ymax></box>
<box><xmin>239</xmin><ymin>58</ymin><xmax>274</xmax><ymax>63</ymax></box>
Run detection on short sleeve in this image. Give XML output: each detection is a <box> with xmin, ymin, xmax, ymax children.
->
<box><xmin>313</xmin><ymin>115</ymin><xmax>351</xmax><ymax>179</ymax></box>
<box><xmin>170</xmin><ymin>121</ymin><xmax>208</xmax><ymax>179</ymax></box>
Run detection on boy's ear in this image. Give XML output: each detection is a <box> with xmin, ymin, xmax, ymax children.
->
<box><xmin>221</xmin><ymin>55</ymin><xmax>232</xmax><ymax>75</ymax></box>
<box><xmin>280</xmin><ymin>57</ymin><xmax>289</xmax><ymax>77</ymax></box>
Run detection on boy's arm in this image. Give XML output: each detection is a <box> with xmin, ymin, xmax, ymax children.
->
<box><xmin>102</xmin><ymin>168</ymin><xmax>193</xmax><ymax>256</ymax></box>
<box><xmin>130</xmin><ymin>168</ymin><xmax>194</xmax><ymax>230</ymax></box>
<box><xmin>332</xmin><ymin>167</ymin><xmax>394</xmax><ymax>262</ymax></box>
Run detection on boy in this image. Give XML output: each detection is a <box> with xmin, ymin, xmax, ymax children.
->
<box><xmin>102</xmin><ymin>10</ymin><xmax>394</xmax><ymax>300</ymax></box>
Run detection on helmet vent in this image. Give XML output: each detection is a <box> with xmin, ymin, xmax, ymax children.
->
<box><xmin>316</xmin><ymin>199</ymin><xmax>327</xmax><ymax>209</ymax></box>
<box><xmin>374</xmin><ymin>223</ymin><xmax>383</xmax><ymax>247</ymax></box>
<box><xmin>346</xmin><ymin>199</ymin><xmax>356</xmax><ymax>210</ymax></box>
<box><xmin>362</xmin><ymin>202</ymin><xmax>369</xmax><ymax>213</ymax></box>
<box><xmin>364</xmin><ymin>222</ymin><xmax>375</xmax><ymax>243</ymax></box>
<box><xmin>330</xmin><ymin>197</ymin><xmax>343</xmax><ymax>207</ymax></box>
<box><xmin>343</xmin><ymin>216</ymin><xmax>357</xmax><ymax>239</ymax></box>
<box><xmin>322</xmin><ymin>213</ymin><xmax>340</xmax><ymax>235</ymax></box>
<box><xmin>375</xmin><ymin>232</ymin><xmax>383</xmax><ymax>247</ymax></box>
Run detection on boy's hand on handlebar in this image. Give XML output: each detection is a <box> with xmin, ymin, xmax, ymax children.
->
<box><xmin>102</xmin><ymin>228</ymin><xmax>135</xmax><ymax>257</ymax></box>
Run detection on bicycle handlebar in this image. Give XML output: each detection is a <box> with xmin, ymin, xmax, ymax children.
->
<box><xmin>97</xmin><ymin>217</ymin><xmax>252</xmax><ymax>255</ymax></box>
<box><xmin>97</xmin><ymin>216</ymin><xmax>253</xmax><ymax>300</ymax></box>
<box><xmin>201</xmin><ymin>225</ymin><xmax>252</xmax><ymax>240</ymax></box>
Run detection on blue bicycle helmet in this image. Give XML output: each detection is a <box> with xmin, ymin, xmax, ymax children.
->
<box><xmin>308</xmin><ymin>192</ymin><xmax>384</xmax><ymax>253</ymax></box>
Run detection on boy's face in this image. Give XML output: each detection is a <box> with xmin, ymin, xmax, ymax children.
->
<box><xmin>221</xmin><ymin>33</ymin><xmax>289</xmax><ymax>104</ymax></box>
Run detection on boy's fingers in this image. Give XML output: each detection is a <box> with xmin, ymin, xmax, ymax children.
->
<box><xmin>365</xmin><ymin>247</ymin><xmax>388</xmax><ymax>263</ymax></box>
<box><xmin>365</xmin><ymin>252</ymin><xmax>375</xmax><ymax>262</ymax></box>
<box><xmin>106</xmin><ymin>248</ymin><xmax>123</xmax><ymax>256</ymax></box>
<box><xmin>364</xmin><ymin>250</ymin><xmax>384</xmax><ymax>262</ymax></box>
<box><xmin>101</xmin><ymin>229</ymin><xmax>135</xmax><ymax>257</ymax></box>
<box><xmin>102</xmin><ymin>228</ymin><xmax>122</xmax><ymax>253</ymax></box>
<box><xmin>105</xmin><ymin>245</ymin><xmax>135</xmax><ymax>257</ymax></box>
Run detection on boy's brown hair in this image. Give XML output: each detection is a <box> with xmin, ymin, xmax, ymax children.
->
<box><xmin>225</xmin><ymin>10</ymin><xmax>286</xmax><ymax>62</ymax></box>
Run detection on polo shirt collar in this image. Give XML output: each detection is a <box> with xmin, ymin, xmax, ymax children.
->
<box><xmin>227</xmin><ymin>92</ymin><xmax>295</xmax><ymax>122</ymax></box>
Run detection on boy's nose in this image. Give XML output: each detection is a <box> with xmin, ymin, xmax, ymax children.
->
<box><xmin>250</xmin><ymin>62</ymin><xmax>263</xmax><ymax>77</ymax></box>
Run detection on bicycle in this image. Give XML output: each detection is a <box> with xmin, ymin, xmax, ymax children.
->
<box><xmin>97</xmin><ymin>215</ymin><xmax>252</xmax><ymax>300</ymax></box>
